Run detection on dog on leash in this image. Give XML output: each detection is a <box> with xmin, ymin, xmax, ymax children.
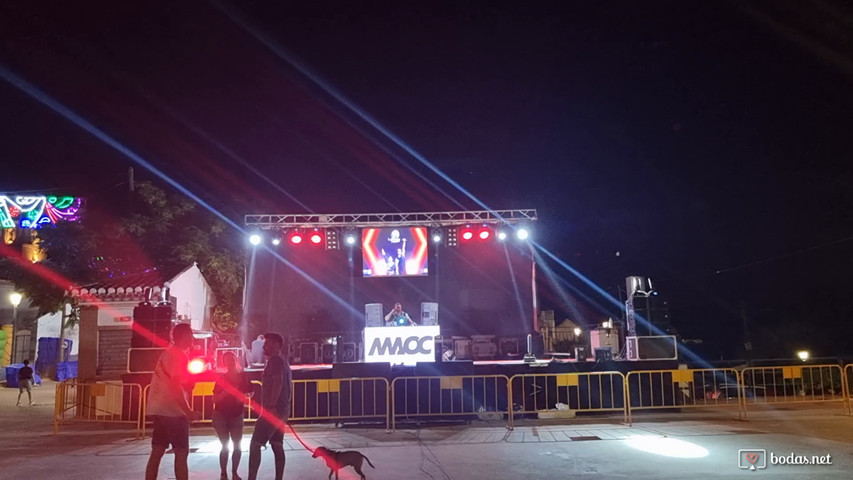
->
<box><xmin>311</xmin><ymin>446</ymin><xmax>375</xmax><ymax>479</ymax></box>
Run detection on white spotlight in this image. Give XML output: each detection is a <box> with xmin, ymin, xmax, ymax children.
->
<box><xmin>432</xmin><ymin>233</ymin><xmax>442</xmax><ymax>243</ymax></box>
<box><xmin>249</xmin><ymin>233</ymin><xmax>262</xmax><ymax>246</ymax></box>
<box><xmin>345</xmin><ymin>234</ymin><xmax>357</xmax><ymax>245</ymax></box>
<box><xmin>517</xmin><ymin>228</ymin><xmax>529</xmax><ymax>240</ymax></box>
<box><xmin>271</xmin><ymin>237</ymin><xmax>281</xmax><ymax>246</ymax></box>
<box><xmin>497</xmin><ymin>231</ymin><xmax>508</xmax><ymax>241</ymax></box>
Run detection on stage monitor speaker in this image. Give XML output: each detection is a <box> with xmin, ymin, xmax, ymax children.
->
<box><xmin>338</xmin><ymin>342</ymin><xmax>358</xmax><ymax>363</ymax></box>
<box><xmin>499</xmin><ymin>337</ymin><xmax>519</xmax><ymax>357</ymax></box>
<box><xmin>299</xmin><ymin>342</ymin><xmax>318</xmax><ymax>364</ymax></box>
<box><xmin>626</xmin><ymin>335</ymin><xmax>677</xmax><ymax>360</ymax></box>
<box><xmin>365</xmin><ymin>303</ymin><xmax>383</xmax><ymax>328</ymax></box>
<box><xmin>594</xmin><ymin>347</ymin><xmax>612</xmax><ymax>362</ymax></box>
<box><xmin>420</xmin><ymin>302</ymin><xmax>439</xmax><ymax>326</ymax></box>
<box><xmin>575</xmin><ymin>346</ymin><xmax>589</xmax><ymax>361</ymax></box>
<box><xmin>127</xmin><ymin>347</ymin><xmax>166</xmax><ymax>373</ymax></box>
<box><xmin>321</xmin><ymin>343</ymin><xmax>336</xmax><ymax>364</ymax></box>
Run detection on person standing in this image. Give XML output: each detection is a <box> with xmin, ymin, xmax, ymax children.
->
<box><xmin>16</xmin><ymin>359</ymin><xmax>34</xmax><ymax>406</ymax></box>
<box><xmin>213</xmin><ymin>352</ymin><xmax>254</xmax><ymax>480</ymax></box>
<box><xmin>145</xmin><ymin>323</ymin><xmax>200</xmax><ymax>480</ymax></box>
<box><xmin>247</xmin><ymin>333</ymin><xmax>292</xmax><ymax>480</ymax></box>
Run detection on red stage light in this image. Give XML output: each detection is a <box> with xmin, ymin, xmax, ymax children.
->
<box><xmin>310</xmin><ymin>233</ymin><xmax>323</xmax><ymax>244</ymax></box>
<box><xmin>479</xmin><ymin>229</ymin><xmax>491</xmax><ymax>240</ymax></box>
<box><xmin>290</xmin><ymin>233</ymin><xmax>303</xmax><ymax>244</ymax></box>
<box><xmin>461</xmin><ymin>230</ymin><xmax>474</xmax><ymax>241</ymax></box>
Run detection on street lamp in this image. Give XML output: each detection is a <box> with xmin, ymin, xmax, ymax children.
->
<box><xmin>797</xmin><ymin>350</ymin><xmax>809</xmax><ymax>362</ymax></box>
<box><xmin>9</xmin><ymin>292</ymin><xmax>22</xmax><ymax>364</ymax></box>
<box><xmin>573</xmin><ymin>327</ymin><xmax>582</xmax><ymax>339</ymax></box>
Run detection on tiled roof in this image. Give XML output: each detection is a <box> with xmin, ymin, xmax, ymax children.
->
<box><xmin>71</xmin><ymin>264</ymin><xmax>193</xmax><ymax>302</ymax></box>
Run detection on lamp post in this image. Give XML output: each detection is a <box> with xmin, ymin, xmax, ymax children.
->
<box><xmin>9</xmin><ymin>292</ymin><xmax>22</xmax><ymax>364</ymax></box>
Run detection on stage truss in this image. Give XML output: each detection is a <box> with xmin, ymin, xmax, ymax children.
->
<box><xmin>245</xmin><ymin>209</ymin><xmax>538</xmax><ymax>229</ymax></box>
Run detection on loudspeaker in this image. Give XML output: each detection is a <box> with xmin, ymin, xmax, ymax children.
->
<box><xmin>365</xmin><ymin>303</ymin><xmax>383</xmax><ymax>328</ymax></box>
<box><xmin>420</xmin><ymin>302</ymin><xmax>439</xmax><ymax>326</ymax></box>
<box><xmin>574</xmin><ymin>346</ymin><xmax>589</xmax><ymax>361</ymax></box>
<box><xmin>626</xmin><ymin>335</ymin><xmax>677</xmax><ymax>360</ymax></box>
<box><xmin>321</xmin><ymin>343</ymin><xmax>336</xmax><ymax>363</ymax></box>
<box><xmin>594</xmin><ymin>347</ymin><xmax>612</xmax><ymax>362</ymax></box>
<box><xmin>499</xmin><ymin>337</ymin><xmax>519</xmax><ymax>357</ymax></box>
<box><xmin>127</xmin><ymin>347</ymin><xmax>166</xmax><ymax>373</ymax></box>
<box><xmin>132</xmin><ymin>305</ymin><xmax>173</xmax><ymax>348</ymax></box>
<box><xmin>338</xmin><ymin>342</ymin><xmax>358</xmax><ymax>362</ymax></box>
<box><xmin>299</xmin><ymin>342</ymin><xmax>318</xmax><ymax>364</ymax></box>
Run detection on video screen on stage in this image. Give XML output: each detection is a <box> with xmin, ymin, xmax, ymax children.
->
<box><xmin>362</xmin><ymin>227</ymin><xmax>429</xmax><ymax>277</ymax></box>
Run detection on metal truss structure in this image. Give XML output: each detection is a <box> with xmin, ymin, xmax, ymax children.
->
<box><xmin>244</xmin><ymin>209</ymin><xmax>538</xmax><ymax>229</ymax></box>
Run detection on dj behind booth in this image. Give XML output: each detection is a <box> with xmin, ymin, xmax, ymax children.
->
<box><xmin>384</xmin><ymin>303</ymin><xmax>417</xmax><ymax>326</ymax></box>
<box><xmin>364</xmin><ymin>302</ymin><xmax>439</xmax><ymax>364</ymax></box>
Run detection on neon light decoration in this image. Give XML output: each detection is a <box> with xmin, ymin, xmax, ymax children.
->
<box><xmin>0</xmin><ymin>195</ymin><xmax>83</xmax><ymax>228</ymax></box>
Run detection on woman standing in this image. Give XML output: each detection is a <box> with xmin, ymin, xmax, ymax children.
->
<box><xmin>213</xmin><ymin>352</ymin><xmax>253</xmax><ymax>480</ymax></box>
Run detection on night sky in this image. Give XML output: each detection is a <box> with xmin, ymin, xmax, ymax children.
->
<box><xmin>2</xmin><ymin>1</ymin><xmax>852</xmax><ymax>359</ymax></box>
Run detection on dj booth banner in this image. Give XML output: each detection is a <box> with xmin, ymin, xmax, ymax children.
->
<box><xmin>364</xmin><ymin>325</ymin><xmax>440</xmax><ymax>364</ymax></box>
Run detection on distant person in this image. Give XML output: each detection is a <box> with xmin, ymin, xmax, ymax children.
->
<box><xmin>248</xmin><ymin>333</ymin><xmax>292</xmax><ymax>480</ymax></box>
<box><xmin>385</xmin><ymin>303</ymin><xmax>416</xmax><ymax>326</ymax></box>
<box><xmin>381</xmin><ymin>229</ymin><xmax>407</xmax><ymax>275</ymax></box>
<box><xmin>250</xmin><ymin>335</ymin><xmax>265</xmax><ymax>366</ymax></box>
<box><xmin>16</xmin><ymin>359</ymin><xmax>34</xmax><ymax>406</ymax></box>
<box><xmin>213</xmin><ymin>352</ymin><xmax>254</xmax><ymax>480</ymax></box>
<box><xmin>145</xmin><ymin>323</ymin><xmax>200</xmax><ymax>480</ymax></box>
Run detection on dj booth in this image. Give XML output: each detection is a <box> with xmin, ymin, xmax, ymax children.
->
<box><xmin>363</xmin><ymin>302</ymin><xmax>440</xmax><ymax>364</ymax></box>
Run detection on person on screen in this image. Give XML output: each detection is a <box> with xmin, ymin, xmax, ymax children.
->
<box><xmin>381</xmin><ymin>229</ymin><xmax>407</xmax><ymax>275</ymax></box>
<box><xmin>385</xmin><ymin>303</ymin><xmax>417</xmax><ymax>326</ymax></box>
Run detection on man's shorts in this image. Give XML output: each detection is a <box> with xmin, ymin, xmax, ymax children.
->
<box><xmin>251</xmin><ymin>410</ymin><xmax>287</xmax><ymax>446</ymax></box>
<box><xmin>151</xmin><ymin>415</ymin><xmax>190</xmax><ymax>449</ymax></box>
<box><xmin>19</xmin><ymin>379</ymin><xmax>32</xmax><ymax>393</ymax></box>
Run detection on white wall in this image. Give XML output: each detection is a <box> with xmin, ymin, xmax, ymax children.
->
<box><xmin>169</xmin><ymin>264</ymin><xmax>215</xmax><ymax>331</ymax></box>
<box><xmin>36</xmin><ymin>310</ymin><xmax>80</xmax><ymax>357</ymax></box>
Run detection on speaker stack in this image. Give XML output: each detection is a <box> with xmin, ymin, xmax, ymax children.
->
<box><xmin>420</xmin><ymin>302</ymin><xmax>439</xmax><ymax>326</ymax></box>
<box><xmin>321</xmin><ymin>343</ymin><xmax>336</xmax><ymax>364</ymax></box>
<box><xmin>131</xmin><ymin>304</ymin><xmax>173</xmax><ymax>348</ymax></box>
<box><xmin>299</xmin><ymin>342</ymin><xmax>318</xmax><ymax>364</ymax></box>
<box><xmin>365</xmin><ymin>303</ymin><xmax>383</xmax><ymax>327</ymax></box>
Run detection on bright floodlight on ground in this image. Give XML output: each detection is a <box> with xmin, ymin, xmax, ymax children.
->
<box><xmin>517</xmin><ymin>228</ymin><xmax>529</xmax><ymax>240</ymax></box>
<box><xmin>345</xmin><ymin>234</ymin><xmax>357</xmax><ymax>245</ymax></box>
<box><xmin>797</xmin><ymin>350</ymin><xmax>809</xmax><ymax>362</ymax></box>
<box><xmin>625</xmin><ymin>436</ymin><xmax>709</xmax><ymax>458</ymax></box>
<box><xmin>249</xmin><ymin>233</ymin><xmax>262</xmax><ymax>246</ymax></box>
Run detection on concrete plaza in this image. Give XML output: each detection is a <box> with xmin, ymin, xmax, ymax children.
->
<box><xmin>1</xmin><ymin>380</ymin><xmax>851</xmax><ymax>479</ymax></box>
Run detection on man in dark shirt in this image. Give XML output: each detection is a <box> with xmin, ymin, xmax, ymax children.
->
<box><xmin>17</xmin><ymin>359</ymin><xmax>34</xmax><ymax>406</ymax></box>
<box><xmin>248</xmin><ymin>333</ymin><xmax>292</xmax><ymax>480</ymax></box>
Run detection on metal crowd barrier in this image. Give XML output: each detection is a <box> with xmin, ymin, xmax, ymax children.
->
<box><xmin>845</xmin><ymin>364</ymin><xmax>853</xmax><ymax>415</ymax></box>
<box><xmin>509</xmin><ymin>372</ymin><xmax>627</xmax><ymax>426</ymax></box>
<box><xmin>289</xmin><ymin>377</ymin><xmax>391</xmax><ymax>430</ymax></box>
<box><xmin>391</xmin><ymin>375</ymin><xmax>511</xmax><ymax>431</ymax></box>
<box><xmin>625</xmin><ymin>368</ymin><xmax>744</xmax><ymax>425</ymax></box>
<box><xmin>54</xmin><ymin>379</ymin><xmax>144</xmax><ymax>434</ymax></box>
<box><xmin>740</xmin><ymin>365</ymin><xmax>847</xmax><ymax>418</ymax></box>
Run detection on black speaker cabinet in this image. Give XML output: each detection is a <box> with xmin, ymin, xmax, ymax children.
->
<box><xmin>338</xmin><ymin>342</ymin><xmax>358</xmax><ymax>363</ymax></box>
<box><xmin>132</xmin><ymin>305</ymin><xmax>173</xmax><ymax>348</ymax></box>
<box><xmin>321</xmin><ymin>343</ymin><xmax>336</xmax><ymax>364</ymax></box>
<box><xmin>299</xmin><ymin>342</ymin><xmax>318</xmax><ymax>364</ymax></box>
<box><xmin>127</xmin><ymin>347</ymin><xmax>166</xmax><ymax>373</ymax></box>
<box><xmin>594</xmin><ymin>347</ymin><xmax>613</xmax><ymax>362</ymax></box>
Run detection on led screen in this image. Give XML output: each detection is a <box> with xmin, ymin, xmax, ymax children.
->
<box><xmin>362</xmin><ymin>227</ymin><xmax>428</xmax><ymax>277</ymax></box>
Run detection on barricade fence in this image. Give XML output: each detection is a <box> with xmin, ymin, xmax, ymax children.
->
<box><xmin>625</xmin><ymin>368</ymin><xmax>744</xmax><ymax>425</ymax></box>
<box><xmin>740</xmin><ymin>364</ymin><xmax>847</xmax><ymax>418</ymax></box>
<box><xmin>509</xmin><ymin>372</ymin><xmax>627</xmax><ymax>426</ymax></box>
<box><xmin>54</xmin><ymin>379</ymin><xmax>144</xmax><ymax>434</ymax></box>
<box><xmin>56</xmin><ymin>364</ymin><xmax>853</xmax><ymax>435</ymax></box>
<box><xmin>391</xmin><ymin>375</ymin><xmax>511</xmax><ymax>431</ymax></box>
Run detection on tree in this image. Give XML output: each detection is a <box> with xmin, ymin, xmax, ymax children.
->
<box><xmin>111</xmin><ymin>182</ymin><xmax>245</xmax><ymax>331</ymax></box>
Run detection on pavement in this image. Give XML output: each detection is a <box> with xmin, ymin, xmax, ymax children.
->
<box><xmin>1</xmin><ymin>380</ymin><xmax>852</xmax><ymax>479</ymax></box>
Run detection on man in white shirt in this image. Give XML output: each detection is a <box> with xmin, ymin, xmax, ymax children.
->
<box><xmin>145</xmin><ymin>323</ymin><xmax>200</xmax><ymax>480</ymax></box>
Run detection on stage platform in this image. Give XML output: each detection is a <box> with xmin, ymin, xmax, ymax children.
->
<box><xmin>245</xmin><ymin>357</ymin><xmax>680</xmax><ymax>381</ymax></box>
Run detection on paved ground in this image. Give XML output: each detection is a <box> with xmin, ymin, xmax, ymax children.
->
<box><xmin>1</xmin><ymin>380</ymin><xmax>852</xmax><ymax>479</ymax></box>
